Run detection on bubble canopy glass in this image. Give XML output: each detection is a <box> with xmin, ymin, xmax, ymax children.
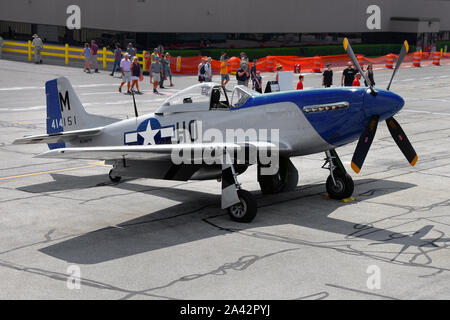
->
<box><xmin>156</xmin><ymin>83</ymin><xmax>259</xmax><ymax>114</ymax></box>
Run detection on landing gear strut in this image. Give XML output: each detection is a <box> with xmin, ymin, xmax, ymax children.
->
<box><xmin>222</xmin><ymin>153</ymin><xmax>257</xmax><ymax>223</ymax></box>
<box><xmin>323</xmin><ymin>150</ymin><xmax>354</xmax><ymax>200</ymax></box>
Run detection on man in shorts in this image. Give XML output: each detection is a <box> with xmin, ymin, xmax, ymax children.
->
<box><xmin>119</xmin><ymin>53</ymin><xmax>132</xmax><ymax>94</ymax></box>
<box><xmin>151</xmin><ymin>55</ymin><xmax>162</xmax><ymax>94</ymax></box>
<box><xmin>220</xmin><ymin>53</ymin><xmax>230</xmax><ymax>89</ymax></box>
<box><xmin>150</xmin><ymin>48</ymin><xmax>160</xmax><ymax>84</ymax></box>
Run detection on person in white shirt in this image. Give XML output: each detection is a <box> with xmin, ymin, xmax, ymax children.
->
<box><xmin>119</xmin><ymin>53</ymin><xmax>132</xmax><ymax>94</ymax></box>
<box><xmin>31</xmin><ymin>34</ymin><xmax>44</xmax><ymax>64</ymax></box>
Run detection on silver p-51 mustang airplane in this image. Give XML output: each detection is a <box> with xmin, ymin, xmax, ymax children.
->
<box><xmin>14</xmin><ymin>39</ymin><xmax>417</xmax><ymax>222</ymax></box>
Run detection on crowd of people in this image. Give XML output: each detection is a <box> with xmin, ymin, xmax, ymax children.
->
<box><xmin>25</xmin><ymin>36</ymin><xmax>175</xmax><ymax>95</ymax></box>
<box><xmin>112</xmin><ymin>45</ymin><xmax>175</xmax><ymax>94</ymax></box>
<box><xmin>340</xmin><ymin>61</ymin><xmax>376</xmax><ymax>87</ymax></box>
<box><xmin>16</xmin><ymin>35</ymin><xmax>377</xmax><ymax>94</ymax></box>
<box><xmin>195</xmin><ymin>50</ymin><xmax>376</xmax><ymax>94</ymax></box>
<box><xmin>198</xmin><ymin>52</ymin><xmax>263</xmax><ymax>92</ymax></box>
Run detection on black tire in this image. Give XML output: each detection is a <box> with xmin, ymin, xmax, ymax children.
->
<box><xmin>258</xmin><ymin>158</ymin><xmax>299</xmax><ymax>194</ymax></box>
<box><xmin>109</xmin><ymin>169</ymin><xmax>122</xmax><ymax>183</ymax></box>
<box><xmin>326</xmin><ymin>170</ymin><xmax>354</xmax><ymax>200</ymax></box>
<box><xmin>227</xmin><ymin>189</ymin><xmax>257</xmax><ymax>223</ymax></box>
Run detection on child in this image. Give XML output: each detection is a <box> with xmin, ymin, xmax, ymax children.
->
<box><xmin>352</xmin><ymin>73</ymin><xmax>361</xmax><ymax>87</ymax></box>
<box><xmin>296</xmin><ymin>75</ymin><xmax>304</xmax><ymax>90</ymax></box>
<box><xmin>82</xmin><ymin>43</ymin><xmax>91</xmax><ymax>73</ymax></box>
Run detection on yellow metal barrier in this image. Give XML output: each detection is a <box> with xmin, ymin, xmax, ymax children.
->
<box><xmin>65</xmin><ymin>44</ymin><xmax>69</xmax><ymax>65</ymax></box>
<box><xmin>27</xmin><ymin>40</ymin><xmax>32</xmax><ymax>61</ymax></box>
<box><xmin>142</xmin><ymin>50</ymin><xmax>147</xmax><ymax>72</ymax></box>
<box><xmin>1</xmin><ymin>40</ymin><xmax>139</xmax><ymax>68</ymax></box>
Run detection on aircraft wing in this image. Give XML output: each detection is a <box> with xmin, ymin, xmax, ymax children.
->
<box><xmin>34</xmin><ymin>142</ymin><xmax>278</xmax><ymax>161</ymax></box>
<box><xmin>13</xmin><ymin>127</ymin><xmax>104</xmax><ymax>145</ymax></box>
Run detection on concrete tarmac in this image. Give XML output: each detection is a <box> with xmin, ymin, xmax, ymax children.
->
<box><xmin>0</xmin><ymin>57</ymin><xmax>450</xmax><ymax>299</ymax></box>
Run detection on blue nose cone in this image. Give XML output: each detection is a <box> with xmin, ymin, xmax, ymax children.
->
<box><xmin>364</xmin><ymin>89</ymin><xmax>405</xmax><ymax>121</ymax></box>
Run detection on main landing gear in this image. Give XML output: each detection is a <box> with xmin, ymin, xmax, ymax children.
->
<box><xmin>258</xmin><ymin>157</ymin><xmax>299</xmax><ymax>194</ymax></box>
<box><xmin>226</xmin><ymin>156</ymin><xmax>299</xmax><ymax>222</ymax></box>
<box><xmin>323</xmin><ymin>150</ymin><xmax>354</xmax><ymax>200</ymax></box>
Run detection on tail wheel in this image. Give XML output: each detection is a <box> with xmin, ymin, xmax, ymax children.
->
<box><xmin>109</xmin><ymin>169</ymin><xmax>122</xmax><ymax>183</ymax></box>
<box><xmin>258</xmin><ymin>157</ymin><xmax>298</xmax><ymax>194</ymax></box>
<box><xmin>228</xmin><ymin>189</ymin><xmax>257</xmax><ymax>223</ymax></box>
<box><xmin>326</xmin><ymin>170</ymin><xmax>354</xmax><ymax>200</ymax></box>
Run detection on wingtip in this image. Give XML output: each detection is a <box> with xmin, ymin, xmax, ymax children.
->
<box><xmin>410</xmin><ymin>154</ymin><xmax>418</xmax><ymax>167</ymax></box>
<box><xmin>351</xmin><ymin>161</ymin><xmax>361</xmax><ymax>174</ymax></box>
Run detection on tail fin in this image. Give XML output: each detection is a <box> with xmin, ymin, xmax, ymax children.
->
<box><xmin>45</xmin><ymin>77</ymin><xmax>116</xmax><ymax>149</ymax></box>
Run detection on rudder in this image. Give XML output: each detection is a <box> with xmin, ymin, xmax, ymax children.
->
<box><xmin>45</xmin><ymin>76</ymin><xmax>117</xmax><ymax>150</ymax></box>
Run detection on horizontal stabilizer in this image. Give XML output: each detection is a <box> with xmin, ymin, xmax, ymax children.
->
<box><xmin>13</xmin><ymin>127</ymin><xmax>104</xmax><ymax>145</ymax></box>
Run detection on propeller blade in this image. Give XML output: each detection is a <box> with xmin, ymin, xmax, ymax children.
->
<box><xmin>386</xmin><ymin>117</ymin><xmax>418</xmax><ymax>166</ymax></box>
<box><xmin>386</xmin><ymin>41</ymin><xmax>409</xmax><ymax>91</ymax></box>
<box><xmin>351</xmin><ymin>115</ymin><xmax>379</xmax><ymax>173</ymax></box>
<box><xmin>343</xmin><ymin>38</ymin><xmax>372</xmax><ymax>89</ymax></box>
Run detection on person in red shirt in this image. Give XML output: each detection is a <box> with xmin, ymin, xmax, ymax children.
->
<box><xmin>296</xmin><ymin>75</ymin><xmax>304</xmax><ymax>90</ymax></box>
<box><xmin>352</xmin><ymin>73</ymin><xmax>361</xmax><ymax>87</ymax></box>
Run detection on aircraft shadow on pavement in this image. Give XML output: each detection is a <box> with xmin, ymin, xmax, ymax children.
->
<box><xmin>17</xmin><ymin>173</ymin><xmax>113</xmax><ymax>193</ymax></box>
<box><xmin>35</xmin><ymin>175</ymin><xmax>440</xmax><ymax>265</ymax></box>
